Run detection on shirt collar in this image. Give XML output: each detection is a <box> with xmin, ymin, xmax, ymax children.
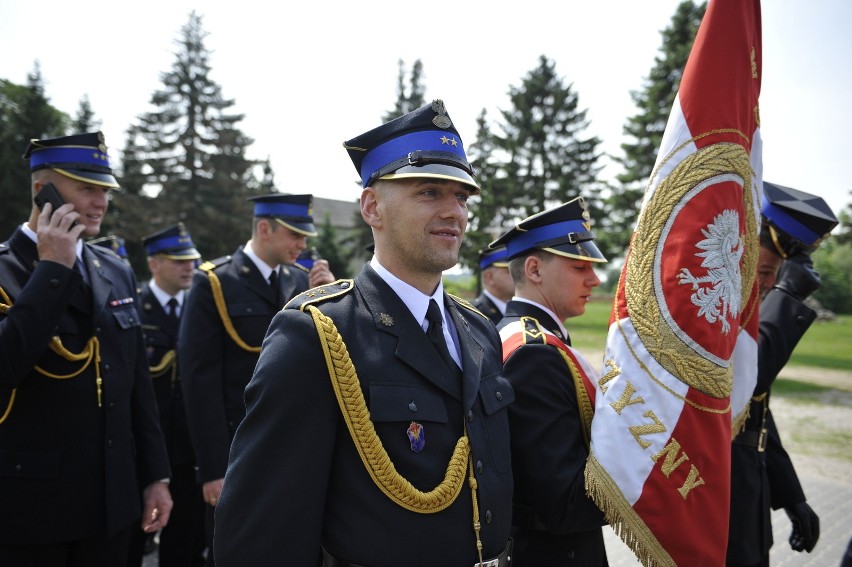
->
<box><xmin>243</xmin><ymin>240</ymin><xmax>276</xmax><ymax>281</ymax></box>
<box><xmin>369</xmin><ymin>256</ymin><xmax>445</xmax><ymax>330</ymax></box>
<box><xmin>511</xmin><ymin>296</ymin><xmax>569</xmax><ymax>340</ymax></box>
<box><xmin>148</xmin><ymin>279</ymin><xmax>185</xmax><ymax>310</ymax></box>
<box><xmin>482</xmin><ymin>289</ymin><xmax>508</xmax><ymax>316</ymax></box>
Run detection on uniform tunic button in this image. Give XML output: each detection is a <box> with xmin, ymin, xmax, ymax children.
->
<box><xmin>108</xmin><ymin>402</ymin><xmax>115</xmax><ymax>410</ymax></box>
<box><xmin>476</xmin><ymin>460</ymin><xmax>483</xmax><ymax>474</ymax></box>
<box><xmin>15</xmin><ymin>464</ymin><xmax>22</xmax><ymax>472</ymax></box>
<box><xmin>104</xmin><ymin>364</ymin><xmax>110</xmax><ymax>372</ymax></box>
<box><xmin>485</xmin><ymin>510</ymin><xmax>492</xmax><ymax>524</ymax></box>
<box><xmin>467</xmin><ymin>410</ymin><xmax>473</xmax><ymax>422</ymax></box>
<box><xmin>107</xmin><ymin>440</ymin><xmax>113</xmax><ymax>447</ymax></box>
<box><xmin>49</xmin><ymin>278</ymin><xmax>60</xmax><ymax>287</ymax></box>
<box><xmin>408</xmin><ymin>402</ymin><xmax>417</xmax><ymax>412</ymax></box>
<box><xmin>496</xmin><ymin>391</ymin><xmax>503</xmax><ymax>401</ymax></box>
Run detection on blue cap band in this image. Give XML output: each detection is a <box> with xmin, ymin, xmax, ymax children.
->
<box><xmin>360</xmin><ymin>130</ymin><xmax>467</xmax><ymax>184</ymax></box>
<box><xmin>29</xmin><ymin>146</ymin><xmax>111</xmax><ymax>171</ymax></box>
<box><xmin>506</xmin><ymin>219</ymin><xmax>589</xmax><ymax>258</ymax></box>
<box><xmin>480</xmin><ymin>248</ymin><xmax>509</xmax><ymax>270</ymax></box>
<box><xmin>762</xmin><ymin>201</ymin><xmax>821</xmax><ymax>245</ymax></box>
<box><xmin>253</xmin><ymin>202</ymin><xmax>309</xmax><ymax>218</ymax></box>
<box><xmin>145</xmin><ymin>235</ymin><xmax>196</xmax><ymax>256</ymax></box>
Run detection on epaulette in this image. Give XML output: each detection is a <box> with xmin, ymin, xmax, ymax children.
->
<box><xmin>0</xmin><ymin>242</ymin><xmax>10</xmax><ymax>255</ymax></box>
<box><xmin>199</xmin><ymin>255</ymin><xmax>232</xmax><ymax>272</ymax></box>
<box><xmin>292</xmin><ymin>263</ymin><xmax>310</xmax><ymax>273</ymax></box>
<box><xmin>86</xmin><ymin>242</ymin><xmax>122</xmax><ymax>262</ymax></box>
<box><xmin>285</xmin><ymin>279</ymin><xmax>355</xmax><ymax>311</ymax></box>
<box><xmin>448</xmin><ymin>293</ymin><xmax>489</xmax><ymax>320</ymax></box>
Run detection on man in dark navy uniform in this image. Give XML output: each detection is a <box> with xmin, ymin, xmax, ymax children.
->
<box><xmin>127</xmin><ymin>223</ymin><xmax>206</xmax><ymax>566</ymax></box>
<box><xmin>215</xmin><ymin>100</ymin><xmax>515</xmax><ymax>567</ymax></box>
<box><xmin>179</xmin><ymin>193</ymin><xmax>334</xmax><ymax>565</ymax></box>
<box><xmin>0</xmin><ymin>132</ymin><xmax>172</xmax><ymax>566</ymax></box>
<box><xmin>491</xmin><ymin>198</ymin><xmax>609</xmax><ymax>566</ymax></box>
<box><xmin>727</xmin><ymin>182</ymin><xmax>836</xmax><ymax>566</ymax></box>
<box><xmin>472</xmin><ymin>246</ymin><xmax>514</xmax><ymax>325</ymax></box>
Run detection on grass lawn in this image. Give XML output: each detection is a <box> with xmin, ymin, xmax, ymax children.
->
<box><xmin>568</xmin><ymin>295</ymin><xmax>852</xmax><ymax>374</ymax></box>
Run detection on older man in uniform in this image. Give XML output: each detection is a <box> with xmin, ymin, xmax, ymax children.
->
<box><xmin>214</xmin><ymin>100</ymin><xmax>515</xmax><ymax>566</ymax></box>
<box><xmin>127</xmin><ymin>223</ymin><xmax>206</xmax><ymax>566</ymax></box>
<box><xmin>179</xmin><ymin>193</ymin><xmax>334</xmax><ymax>565</ymax></box>
<box><xmin>0</xmin><ymin>132</ymin><xmax>171</xmax><ymax>566</ymax></box>
<box><xmin>727</xmin><ymin>182</ymin><xmax>836</xmax><ymax>567</ymax></box>
<box><xmin>473</xmin><ymin>246</ymin><xmax>514</xmax><ymax>325</ymax></box>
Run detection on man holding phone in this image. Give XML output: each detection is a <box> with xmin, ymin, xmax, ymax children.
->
<box><xmin>0</xmin><ymin>132</ymin><xmax>172</xmax><ymax>566</ymax></box>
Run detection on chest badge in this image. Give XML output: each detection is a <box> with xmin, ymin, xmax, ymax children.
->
<box><xmin>407</xmin><ymin>421</ymin><xmax>425</xmax><ymax>453</ymax></box>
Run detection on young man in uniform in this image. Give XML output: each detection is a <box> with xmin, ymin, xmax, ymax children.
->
<box><xmin>492</xmin><ymin>198</ymin><xmax>609</xmax><ymax>566</ymax></box>
<box><xmin>179</xmin><ymin>193</ymin><xmax>334</xmax><ymax>565</ymax></box>
<box><xmin>214</xmin><ymin>100</ymin><xmax>515</xmax><ymax>567</ymax></box>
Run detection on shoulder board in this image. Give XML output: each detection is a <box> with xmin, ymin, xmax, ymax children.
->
<box><xmin>86</xmin><ymin>243</ymin><xmax>122</xmax><ymax>262</ymax></box>
<box><xmin>292</xmin><ymin>263</ymin><xmax>310</xmax><ymax>273</ymax></box>
<box><xmin>448</xmin><ymin>293</ymin><xmax>488</xmax><ymax>320</ymax></box>
<box><xmin>0</xmin><ymin>242</ymin><xmax>10</xmax><ymax>255</ymax></box>
<box><xmin>285</xmin><ymin>279</ymin><xmax>355</xmax><ymax>311</ymax></box>
<box><xmin>199</xmin><ymin>255</ymin><xmax>232</xmax><ymax>272</ymax></box>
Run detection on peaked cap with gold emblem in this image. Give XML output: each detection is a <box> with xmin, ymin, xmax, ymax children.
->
<box><xmin>489</xmin><ymin>197</ymin><xmax>607</xmax><ymax>263</ymax></box>
<box><xmin>343</xmin><ymin>99</ymin><xmax>479</xmax><ymax>193</ymax></box>
<box><xmin>23</xmin><ymin>131</ymin><xmax>119</xmax><ymax>188</ymax></box>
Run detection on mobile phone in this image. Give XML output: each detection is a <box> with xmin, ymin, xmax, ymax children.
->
<box><xmin>34</xmin><ymin>183</ymin><xmax>77</xmax><ymax>226</ymax></box>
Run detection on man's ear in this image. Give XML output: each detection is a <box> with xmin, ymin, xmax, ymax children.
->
<box><xmin>524</xmin><ymin>255</ymin><xmax>542</xmax><ymax>283</ymax></box>
<box><xmin>361</xmin><ymin>187</ymin><xmax>381</xmax><ymax>229</ymax></box>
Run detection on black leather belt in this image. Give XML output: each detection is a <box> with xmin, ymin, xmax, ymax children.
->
<box><xmin>733</xmin><ymin>428</ymin><xmax>767</xmax><ymax>452</ymax></box>
<box><xmin>322</xmin><ymin>540</ymin><xmax>512</xmax><ymax>567</ymax></box>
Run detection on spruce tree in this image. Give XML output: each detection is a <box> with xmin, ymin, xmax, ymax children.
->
<box><xmin>72</xmin><ymin>94</ymin><xmax>100</xmax><ymax>133</ymax></box>
<box><xmin>0</xmin><ymin>65</ymin><xmax>67</xmax><ymax>239</ymax></box>
<box><xmin>494</xmin><ymin>55</ymin><xmax>603</xmax><ymax>225</ymax></box>
<box><xmin>111</xmin><ymin>11</ymin><xmax>261</xmax><ymax>270</ymax></box>
<box><xmin>383</xmin><ymin>59</ymin><xmax>426</xmax><ymax>122</ymax></box>
<box><xmin>605</xmin><ymin>1</ymin><xmax>706</xmax><ymax>254</ymax></box>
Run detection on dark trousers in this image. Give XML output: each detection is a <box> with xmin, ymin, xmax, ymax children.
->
<box><xmin>0</xmin><ymin>524</ymin><xmax>132</xmax><ymax>567</ymax></box>
<box><xmin>205</xmin><ymin>501</ymin><xmax>216</xmax><ymax>567</ymax></box>
<box><xmin>127</xmin><ymin>461</ymin><xmax>206</xmax><ymax>567</ymax></box>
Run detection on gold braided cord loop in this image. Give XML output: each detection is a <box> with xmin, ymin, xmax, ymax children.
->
<box><xmin>149</xmin><ymin>349</ymin><xmax>177</xmax><ymax>378</ymax></box>
<box><xmin>205</xmin><ymin>270</ymin><xmax>261</xmax><ymax>353</ymax></box>
<box><xmin>0</xmin><ymin>286</ymin><xmax>104</xmax><ymax>425</ymax></box>
<box><xmin>306</xmin><ymin>305</ymin><xmax>470</xmax><ymax>513</ymax></box>
<box><xmin>558</xmin><ymin>350</ymin><xmax>595</xmax><ymax>449</ymax></box>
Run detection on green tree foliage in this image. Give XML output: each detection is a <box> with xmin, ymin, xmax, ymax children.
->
<box><xmin>0</xmin><ymin>64</ymin><xmax>68</xmax><ymax>239</ymax></box>
<box><xmin>109</xmin><ymin>11</ymin><xmax>262</xmax><ymax>272</ymax></box>
<box><xmin>72</xmin><ymin>94</ymin><xmax>100</xmax><ymax>133</ymax></box>
<box><xmin>313</xmin><ymin>212</ymin><xmax>351</xmax><ymax>278</ymax></box>
<box><xmin>604</xmin><ymin>1</ymin><xmax>706</xmax><ymax>254</ymax></box>
<box><xmin>383</xmin><ymin>59</ymin><xmax>426</xmax><ymax>122</ymax></box>
<box><xmin>813</xmin><ymin>238</ymin><xmax>852</xmax><ymax>314</ymax></box>
<box><xmin>496</xmin><ymin>56</ymin><xmax>603</xmax><ymax>220</ymax></box>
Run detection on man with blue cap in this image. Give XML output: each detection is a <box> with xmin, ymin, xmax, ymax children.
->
<box><xmin>215</xmin><ymin>100</ymin><xmax>514</xmax><ymax>567</ymax></box>
<box><xmin>0</xmin><ymin>132</ymin><xmax>172</xmax><ymax>564</ymax></box>
<box><xmin>727</xmin><ymin>181</ymin><xmax>837</xmax><ymax>567</ymax></box>
<box><xmin>491</xmin><ymin>197</ymin><xmax>608</xmax><ymax>566</ymax></box>
<box><xmin>473</xmin><ymin>246</ymin><xmax>514</xmax><ymax>324</ymax></box>
<box><xmin>179</xmin><ymin>193</ymin><xmax>334</xmax><ymax>565</ymax></box>
<box><xmin>126</xmin><ymin>223</ymin><xmax>205</xmax><ymax>566</ymax></box>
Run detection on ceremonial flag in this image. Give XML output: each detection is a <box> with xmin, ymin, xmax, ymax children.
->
<box><xmin>584</xmin><ymin>1</ymin><xmax>762</xmax><ymax>565</ymax></box>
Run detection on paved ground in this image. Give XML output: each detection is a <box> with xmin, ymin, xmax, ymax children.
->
<box><xmin>144</xmin><ymin>365</ymin><xmax>852</xmax><ymax>566</ymax></box>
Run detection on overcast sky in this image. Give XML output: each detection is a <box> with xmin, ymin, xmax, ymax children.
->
<box><xmin>2</xmin><ymin>0</ymin><xmax>850</xmax><ymax>222</ymax></box>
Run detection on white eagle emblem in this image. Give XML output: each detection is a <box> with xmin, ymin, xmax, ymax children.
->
<box><xmin>676</xmin><ymin>209</ymin><xmax>743</xmax><ymax>334</ymax></box>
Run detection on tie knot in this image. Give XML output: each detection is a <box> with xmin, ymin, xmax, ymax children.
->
<box><xmin>167</xmin><ymin>297</ymin><xmax>179</xmax><ymax>317</ymax></box>
<box><xmin>426</xmin><ymin>299</ymin><xmax>443</xmax><ymax>326</ymax></box>
<box><xmin>269</xmin><ymin>269</ymin><xmax>278</xmax><ymax>286</ymax></box>
<box><xmin>167</xmin><ymin>297</ymin><xmax>178</xmax><ymax>308</ymax></box>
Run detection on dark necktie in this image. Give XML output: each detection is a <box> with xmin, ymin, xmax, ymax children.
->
<box><xmin>269</xmin><ymin>269</ymin><xmax>280</xmax><ymax>305</ymax></box>
<box><xmin>426</xmin><ymin>299</ymin><xmax>457</xmax><ymax>369</ymax></box>
<box><xmin>167</xmin><ymin>297</ymin><xmax>179</xmax><ymax>320</ymax></box>
<box><xmin>74</xmin><ymin>257</ymin><xmax>90</xmax><ymax>287</ymax></box>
